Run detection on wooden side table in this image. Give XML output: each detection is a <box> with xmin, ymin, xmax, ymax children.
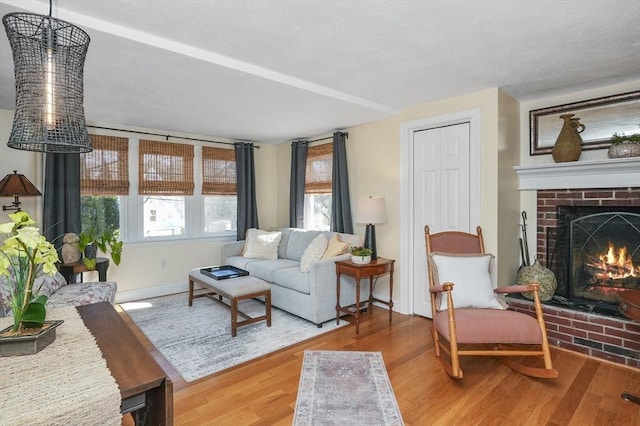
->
<box><xmin>335</xmin><ymin>257</ymin><xmax>395</xmax><ymax>334</ymax></box>
<box><xmin>58</xmin><ymin>257</ymin><xmax>110</xmax><ymax>283</ymax></box>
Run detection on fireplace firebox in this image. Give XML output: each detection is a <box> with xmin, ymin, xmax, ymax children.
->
<box><xmin>547</xmin><ymin>206</ymin><xmax>640</xmax><ymax>317</ymax></box>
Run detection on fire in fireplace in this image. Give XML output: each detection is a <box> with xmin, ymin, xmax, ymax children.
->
<box><xmin>548</xmin><ymin>206</ymin><xmax>640</xmax><ymax>317</ymax></box>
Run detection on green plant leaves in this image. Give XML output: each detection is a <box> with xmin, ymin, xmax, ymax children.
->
<box><xmin>20</xmin><ymin>296</ymin><xmax>48</xmax><ymax>329</ymax></box>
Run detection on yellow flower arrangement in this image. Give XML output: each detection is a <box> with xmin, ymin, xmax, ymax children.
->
<box><xmin>0</xmin><ymin>212</ymin><xmax>59</xmax><ymax>332</ymax></box>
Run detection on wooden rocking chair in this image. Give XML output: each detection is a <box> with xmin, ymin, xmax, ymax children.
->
<box><xmin>424</xmin><ymin>225</ymin><xmax>558</xmax><ymax>379</ymax></box>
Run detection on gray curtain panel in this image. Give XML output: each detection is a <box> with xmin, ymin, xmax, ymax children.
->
<box><xmin>289</xmin><ymin>140</ymin><xmax>308</xmax><ymax>228</ymax></box>
<box><xmin>43</xmin><ymin>153</ymin><xmax>82</xmax><ymax>252</ymax></box>
<box><xmin>330</xmin><ymin>131</ymin><xmax>353</xmax><ymax>233</ymax></box>
<box><xmin>234</xmin><ymin>142</ymin><xmax>259</xmax><ymax>240</ymax></box>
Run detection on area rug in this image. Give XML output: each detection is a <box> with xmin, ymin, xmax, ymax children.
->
<box><xmin>120</xmin><ymin>292</ymin><xmax>345</xmax><ymax>382</ymax></box>
<box><xmin>294</xmin><ymin>350</ymin><xmax>404</xmax><ymax>426</ymax></box>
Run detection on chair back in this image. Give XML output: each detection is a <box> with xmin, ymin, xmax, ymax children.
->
<box><xmin>425</xmin><ymin>226</ymin><xmax>485</xmax><ymax>255</ymax></box>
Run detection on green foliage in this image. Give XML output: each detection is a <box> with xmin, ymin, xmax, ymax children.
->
<box><xmin>350</xmin><ymin>246</ymin><xmax>372</xmax><ymax>256</ymax></box>
<box><xmin>610</xmin><ymin>132</ymin><xmax>640</xmax><ymax>145</ymax></box>
<box><xmin>81</xmin><ymin>195</ymin><xmax>120</xmax><ymax>235</ymax></box>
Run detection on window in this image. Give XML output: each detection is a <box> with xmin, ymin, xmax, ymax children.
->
<box><xmin>304</xmin><ymin>143</ymin><xmax>332</xmax><ymax>231</ymax></box>
<box><xmin>139</xmin><ymin>140</ymin><xmax>194</xmax><ymax>238</ymax></box>
<box><xmin>202</xmin><ymin>146</ymin><xmax>237</xmax><ymax>233</ymax></box>
<box><xmin>80</xmin><ymin>135</ymin><xmax>129</xmax><ymax>235</ymax></box>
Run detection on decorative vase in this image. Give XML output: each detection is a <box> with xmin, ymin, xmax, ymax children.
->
<box><xmin>517</xmin><ymin>258</ymin><xmax>557</xmax><ymax>301</ymax></box>
<box><xmin>61</xmin><ymin>233</ymin><xmax>82</xmax><ymax>264</ymax></box>
<box><xmin>608</xmin><ymin>142</ymin><xmax>640</xmax><ymax>158</ymax></box>
<box><xmin>551</xmin><ymin>113</ymin><xmax>585</xmax><ymax>163</ymax></box>
<box><xmin>351</xmin><ymin>255</ymin><xmax>371</xmax><ymax>265</ymax></box>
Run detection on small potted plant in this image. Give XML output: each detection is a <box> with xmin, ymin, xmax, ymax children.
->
<box><xmin>608</xmin><ymin>132</ymin><xmax>640</xmax><ymax>158</ymax></box>
<box><xmin>78</xmin><ymin>229</ymin><xmax>123</xmax><ymax>270</ymax></box>
<box><xmin>350</xmin><ymin>246</ymin><xmax>373</xmax><ymax>265</ymax></box>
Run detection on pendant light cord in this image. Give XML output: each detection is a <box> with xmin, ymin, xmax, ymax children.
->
<box><xmin>49</xmin><ymin>0</ymin><xmax>52</xmax><ymax>17</ymax></box>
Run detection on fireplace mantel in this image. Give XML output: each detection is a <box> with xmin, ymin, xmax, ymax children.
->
<box><xmin>514</xmin><ymin>157</ymin><xmax>640</xmax><ymax>190</ymax></box>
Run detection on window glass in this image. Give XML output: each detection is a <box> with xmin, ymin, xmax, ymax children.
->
<box><xmin>142</xmin><ymin>195</ymin><xmax>185</xmax><ymax>237</ymax></box>
<box><xmin>303</xmin><ymin>194</ymin><xmax>331</xmax><ymax>231</ymax></box>
<box><xmin>81</xmin><ymin>195</ymin><xmax>121</xmax><ymax>235</ymax></box>
<box><xmin>203</xmin><ymin>195</ymin><xmax>237</xmax><ymax>233</ymax></box>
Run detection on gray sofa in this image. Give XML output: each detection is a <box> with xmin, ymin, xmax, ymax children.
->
<box><xmin>0</xmin><ymin>271</ymin><xmax>117</xmax><ymax>318</ymax></box>
<box><xmin>223</xmin><ymin>228</ymin><xmax>368</xmax><ymax>326</ymax></box>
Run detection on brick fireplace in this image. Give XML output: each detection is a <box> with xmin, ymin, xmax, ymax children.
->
<box><xmin>514</xmin><ymin>158</ymin><xmax>640</xmax><ymax>368</ymax></box>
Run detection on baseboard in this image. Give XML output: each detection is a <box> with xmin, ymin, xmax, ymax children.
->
<box><xmin>115</xmin><ymin>282</ymin><xmax>188</xmax><ymax>303</ymax></box>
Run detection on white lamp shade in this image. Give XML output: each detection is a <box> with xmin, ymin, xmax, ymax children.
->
<box><xmin>355</xmin><ymin>196</ymin><xmax>387</xmax><ymax>224</ymax></box>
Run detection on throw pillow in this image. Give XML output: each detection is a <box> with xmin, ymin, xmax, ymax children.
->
<box><xmin>429</xmin><ymin>252</ymin><xmax>505</xmax><ymax>310</ymax></box>
<box><xmin>300</xmin><ymin>233</ymin><xmax>329</xmax><ymax>273</ymax></box>
<box><xmin>243</xmin><ymin>229</ymin><xmax>282</xmax><ymax>260</ymax></box>
<box><xmin>321</xmin><ymin>234</ymin><xmax>350</xmax><ymax>259</ymax></box>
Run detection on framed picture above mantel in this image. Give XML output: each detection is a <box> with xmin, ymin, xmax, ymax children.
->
<box><xmin>530</xmin><ymin>90</ymin><xmax>640</xmax><ymax>155</ymax></box>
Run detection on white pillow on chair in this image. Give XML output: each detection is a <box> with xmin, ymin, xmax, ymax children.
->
<box><xmin>430</xmin><ymin>252</ymin><xmax>505</xmax><ymax>310</ymax></box>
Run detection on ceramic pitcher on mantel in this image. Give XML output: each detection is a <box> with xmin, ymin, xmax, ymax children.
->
<box><xmin>552</xmin><ymin>113</ymin><xmax>585</xmax><ymax>162</ymax></box>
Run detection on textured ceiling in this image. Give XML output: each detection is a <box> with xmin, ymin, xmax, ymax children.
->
<box><xmin>1</xmin><ymin>0</ymin><xmax>639</xmax><ymax>143</ymax></box>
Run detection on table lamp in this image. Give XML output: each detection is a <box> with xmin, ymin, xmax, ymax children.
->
<box><xmin>355</xmin><ymin>196</ymin><xmax>387</xmax><ymax>260</ymax></box>
<box><xmin>0</xmin><ymin>170</ymin><xmax>42</xmax><ymax>211</ymax></box>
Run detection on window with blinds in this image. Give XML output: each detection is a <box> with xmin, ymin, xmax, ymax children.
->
<box><xmin>202</xmin><ymin>146</ymin><xmax>237</xmax><ymax>233</ymax></box>
<box><xmin>305</xmin><ymin>143</ymin><xmax>332</xmax><ymax>194</ymax></box>
<box><xmin>304</xmin><ymin>143</ymin><xmax>332</xmax><ymax>230</ymax></box>
<box><xmin>80</xmin><ymin>135</ymin><xmax>130</xmax><ymax>195</ymax></box>
<box><xmin>202</xmin><ymin>146</ymin><xmax>236</xmax><ymax>195</ymax></box>
<box><xmin>139</xmin><ymin>140</ymin><xmax>194</xmax><ymax>195</ymax></box>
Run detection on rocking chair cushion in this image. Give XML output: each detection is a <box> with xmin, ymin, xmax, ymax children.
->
<box><xmin>434</xmin><ymin>308</ymin><xmax>543</xmax><ymax>344</ymax></box>
<box><xmin>430</xmin><ymin>253</ymin><xmax>505</xmax><ymax>310</ymax></box>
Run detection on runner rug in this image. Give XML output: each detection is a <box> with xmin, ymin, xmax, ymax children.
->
<box><xmin>120</xmin><ymin>292</ymin><xmax>345</xmax><ymax>382</ymax></box>
<box><xmin>293</xmin><ymin>350</ymin><xmax>404</xmax><ymax>426</ymax></box>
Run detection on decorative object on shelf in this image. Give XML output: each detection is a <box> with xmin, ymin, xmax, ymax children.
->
<box><xmin>350</xmin><ymin>246</ymin><xmax>372</xmax><ymax>265</ymax></box>
<box><xmin>354</xmin><ymin>196</ymin><xmax>387</xmax><ymax>260</ymax></box>
<box><xmin>2</xmin><ymin>1</ymin><xmax>92</xmax><ymax>153</ymax></box>
<box><xmin>607</xmin><ymin>132</ymin><xmax>640</xmax><ymax>158</ymax></box>
<box><xmin>61</xmin><ymin>233</ymin><xmax>82</xmax><ymax>264</ymax></box>
<box><xmin>517</xmin><ymin>257</ymin><xmax>557</xmax><ymax>301</ymax></box>
<box><xmin>0</xmin><ymin>171</ymin><xmax>42</xmax><ymax>212</ymax></box>
<box><xmin>0</xmin><ymin>212</ymin><xmax>60</xmax><ymax>355</ymax></box>
<box><xmin>530</xmin><ymin>90</ymin><xmax>640</xmax><ymax>155</ymax></box>
<box><xmin>552</xmin><ymin>114</ymin><xmax>585</xmax><ymax>163</ymax></box>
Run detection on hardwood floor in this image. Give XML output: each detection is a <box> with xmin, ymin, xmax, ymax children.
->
<box><xmin>119</xmin><ymin>305</ymin><xmax>640</xmax><ymax>425</ymax></box>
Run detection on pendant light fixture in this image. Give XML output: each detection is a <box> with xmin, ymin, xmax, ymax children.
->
<box><xmin>3</xmin><ymin>1</ymin><xmax>92</xmax><ymax>153</ymax></box>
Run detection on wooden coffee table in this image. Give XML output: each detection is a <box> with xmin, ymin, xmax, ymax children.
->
<box><xmin>188</xmin><ymin>268</ymin><xmax>272</xmax><ymax>337</ymax></box>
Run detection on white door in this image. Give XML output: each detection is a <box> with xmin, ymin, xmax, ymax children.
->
<box><xmin>412</xmin><ymin>123</ymin><xmax>471</xmax><ymax>317</ymax></box>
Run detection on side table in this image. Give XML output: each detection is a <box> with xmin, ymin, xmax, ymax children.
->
<box><xmin>335</xmin><ymin>257</ymin><xmax>395</xmax><ymax>334</ymax></box>
<box><xmin>58</xmin><ymin>257</ymin><xmax>110</xmax><ymax>283</ymax></box>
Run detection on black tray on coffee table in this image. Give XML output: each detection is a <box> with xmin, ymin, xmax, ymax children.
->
<box><xmin>200</xmin><ymin>265</ymin><xmax>249</xmax><ymax>280</ymax></box>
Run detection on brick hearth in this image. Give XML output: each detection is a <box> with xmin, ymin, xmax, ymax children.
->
<box><xmin>508</xmin><ymin>298</ymin><xmax>640</xmax><ymax>368</ymax></box>
<box><xmin>528</xmin><ymin>185</ymin><xmax>640</xmax><ymax>367</ymax></box>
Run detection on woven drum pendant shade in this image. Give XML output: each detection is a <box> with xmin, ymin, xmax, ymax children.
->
<box><xmin>3</xmin><ymin>12</ymin><xmax>92</xmax><ymax>153</ymax></box>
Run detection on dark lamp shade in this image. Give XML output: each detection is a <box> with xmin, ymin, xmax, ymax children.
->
<box><xmin>3</xmin><ymin>12</ymin><xmax>92</xmax><ymax>153</ymax></box>
<box><xmin>0</xmin><ymin>171</ymin><xmax>42</xmax><ymax>197</ymax></box>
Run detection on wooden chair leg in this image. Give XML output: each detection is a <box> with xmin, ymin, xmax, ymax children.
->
<box><xmin>231</xmin><ymin>297</ymin><xmax>238</xmax><ymax>337</ymax></box>
<box><xmin>265</xmin><ymin>291</ymin><xmax>272</xmax><ymax>328</ymax></box>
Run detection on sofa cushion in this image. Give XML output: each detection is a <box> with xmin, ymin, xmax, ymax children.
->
<box><xmin>245</xmin><ymin>258</ymin><xmax>300</xmax><ymax>282</ymax></box>
<box><xmin>300</xmin><ymin>233</ymin><xmax>328</xmax><ymax>273</ymax></box>
<box><xmin>243</xmin><ymin>228</ymin><xmax>282</xmax><ymax>260</ymax></box>
<box><xmin>322</xmin><ymin>234</ymin><xmax>350</xmax><ymax>259</ymax></box>
<box><xmin>225</xmin><ymin>256</ymin><xmax>264</xmax><ymax>271</ymax></box>
<box><xmin>273</xmin><ymin>267</ymin><xmax>311</xmax><ymax>294</ymax></box>
<box><xmin>33</xmin><ymin>272</ymin><xmax>68</xmax><ymax>297</ymax></box>
<box><xmin>285</xmin><ymin>229</ymin><xmax>323</xmax><ymax>261</ymax></box>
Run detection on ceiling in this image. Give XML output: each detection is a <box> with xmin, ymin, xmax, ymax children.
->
<box><xmin>1</xmin><ymin>0</ymin><xmax>639</xmax><ymax>144</ymax></box>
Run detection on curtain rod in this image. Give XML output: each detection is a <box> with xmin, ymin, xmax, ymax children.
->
<box><xmin>306</xmin><ymin>131</ymin><xmax>349</xmax><ymax>143</ymax></box>
<box><xmin>87</xmin><ymin>125</ymin><xmax>260</xmax><ymax>149</ymax></box>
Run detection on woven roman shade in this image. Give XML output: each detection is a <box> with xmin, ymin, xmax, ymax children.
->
<box><xmin>139</xmin><ymin>140</ymin><xmax>194</xmax><ymax>195</ymax></box>
<box><xmin>305</xmin><ymin>143</ymin><xmax>332</xmax><ymax>194</ymax></box>
<box><xmin>80</xmin><ymin>135</ymin><xmax>129</xmax><ymax>195</ymax></box>
<box><xmin>202</xmin><ymin>146</ymin><xmax>236</xmax><ymax>195</ymax></box>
